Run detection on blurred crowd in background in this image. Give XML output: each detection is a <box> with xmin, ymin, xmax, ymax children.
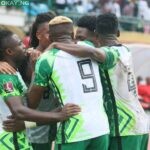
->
<box><xmin>1</xmin><ymin>0</ymin><xmax>150</xmax><ymax>18</ymax></box>
<box><xmin>137</xmin><ymin>77</ymin><xmax>150</xmax><ymax>110</ymax></box>
<box><xmin>0</xmin><ymin>0</ymin><xmax>150</xmax><ymax>32</ymax></box>
<box><xmin>54</xmin><ymin>0</ymin><xmax>150</xmax><ymax>19</ymax></box>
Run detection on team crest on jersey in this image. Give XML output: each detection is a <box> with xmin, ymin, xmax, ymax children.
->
<box><xmin>3</xmin><ymin>82</ymin><xmax>14</xmax><ymax>93</ymax></box>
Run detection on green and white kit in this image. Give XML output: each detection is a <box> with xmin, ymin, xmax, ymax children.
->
<box><xmin>0</xmin><ymin>72</ymin><xmax>32</xmax><ymax>150</ymax></box>
<box><xmin>34</xmin><ymin>46</ymin><xmax>109</xmax><ymax>144</ymax></box>
<box><xmin>100</xmin><ymin>45</ymin><xmax>149</xmax><ymax>136</ymax></box>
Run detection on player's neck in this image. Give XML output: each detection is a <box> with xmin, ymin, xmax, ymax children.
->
<box><xmin>100</xmin><ymin>36</ymin><xmax>120</xmax><ymax>46</ymax></box>
<box><xmin>53</xmin><ymin>35</ymin><xmax>74</xmax><ymax>44</ymax></box>
<box><xmin>4</xmin><ymin>59</ymin><xmax>17</xmax><ymax>70</ymax></box>
<box><xmin>36</xmin><ymin>44</ymin><xmax>47</xmax><ymax>53</ymax></box>
<box><xmin>101</xmin><ymin>40</ymin><xmax>120</xmax><ymax>47</ymax></box>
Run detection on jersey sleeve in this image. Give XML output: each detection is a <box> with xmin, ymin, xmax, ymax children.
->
<box><xmin>100</xmin><ymin>47</ymin><xmax>120</xmax><ymax>69</ymax></box>
<box><xmin>0</xmin><ymin>74</ymin><xmax>21</xmax><ymax>101</ymax></box>
<box><xmin>33</xmin><ymin>56</ymin><xmax>52</xmax><ymax>87</ymax></box>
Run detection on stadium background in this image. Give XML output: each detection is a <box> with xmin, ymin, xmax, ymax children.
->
<box><xmin>0</xmin><ymin>0</ymin><xmax>150</xmax><ymax>149</ymax></box>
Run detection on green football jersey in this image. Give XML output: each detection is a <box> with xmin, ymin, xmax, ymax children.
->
<box><xmin>100</xmin><ymin>45</ymin><xmax>149</xmax><ymax>136</ymax></box>
<box><xmin>34</xmin><ymin>45</ymin><xmax>109</xmax><ymax>144</ymax></box>
<box><xmin>0</xmin><ymin>72</ymin><xmax>32</xmax><ymax>150</ymax></box>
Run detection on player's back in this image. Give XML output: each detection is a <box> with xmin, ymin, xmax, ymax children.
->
<box><xmin>39</xmin><ymin>48</ymin><xmax>109</xmax><ymax>143</ymax></box>
<box><xmin>101</xmin><ymin>45</ymin><xmax>149</xmax><ymax>136</ymax></box>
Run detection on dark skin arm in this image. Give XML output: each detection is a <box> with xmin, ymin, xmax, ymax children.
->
<box><xmin>3</xmin><ymin>116</ymin><xmax>25</xmax><ymax>132</ymax></box>
<box><xmin>22</xmin><ymin>49</ymin><xmax>41</xmax><ymax>84</ymax></box>
<box><xmin>3</xmin><ymin>106</ymin><xmax>63</xmax><ymax>132</ymax></box>
<box><xmin>0</xmin><ymin>61</ymin><xmax>16</xmax><ymax>74</ymax></box>
<box><xmin>27</xmin><ymin>84</ymin><xmax>75</xmax><ymax>115</ymax></box>
<box><xmin>5</xmin><ymin>96</ymin><xmax>81</xmax><ymax>124</ymax></box>
<box><xmin>27</xmin><ymin>83</ymin><xmax>46</xmax><ymax>109</ymax></box>
<box><xmin>48</xmin><ymin>42</ymin><xmax>106</xmax><ymax>62</ymax></box>
<box><xmin>27</xmin><ymin>49</ymin><xmax>47</xmax><ymax>109</ymax></box>
<box><xmin>27</xmin><ymin>48</ymin><xmax>41</xmax><ymax>72</ymax></box>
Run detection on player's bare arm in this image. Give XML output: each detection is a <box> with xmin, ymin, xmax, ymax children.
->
<box><xmin>27</xmin><ymin>48</ymin><xmax>41</xmax><ymax>71</ymax></box>
<box><xmin>50</xmin><ymin>42</ymin><xmax>106</xmax><ymax>62</ymax></box>
<box><xmin>27</xmin><ymin>84</ymin><xmax>46</xmax><ymax>109</ymax></box>
<box><xmin>3</xmin><ymin>116</ymin><xmax>25</xmax><ymax>132</ymax></box>
<box><xmin>3</xmin><ymin>102</ymin><xmax>81</xmax><ymax>132</ymax></box>
<box><xmin>5</xmin><ymin>96</ymin><xmax>81</xmax><ymax>124</ymax></box>
<box><xmin>3</xmin><ymin>107</ymin><xmax>62</xmax><ymax>132</ymax></box>
<box><xmin>0</xmin><ymin>61</ymin><xmax>16</xmax><ymax>74</ymax></box>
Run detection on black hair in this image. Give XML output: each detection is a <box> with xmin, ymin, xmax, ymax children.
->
<box><xmin>77</xmin><ymin>15</ymin><xmax>96</xmax><ymax>32</ymax></box>
<box><xmin>49</xmin><ymin>23</ymin><xmax>73</xmax><ymax>41</ymax></box>
<box><xmin>0</xmin><ymin>30</ymin><xmax>13</xmax><ymax>60</ymax></box>
<box><xmin>30</xmin><ymin>11</ymin><xmax>56</xmax><ymax>48</ymax></box>
<box><xmin>96</xmin><ymin>13</ymin><xmax>119</xmax><ymax>35</ymax></box>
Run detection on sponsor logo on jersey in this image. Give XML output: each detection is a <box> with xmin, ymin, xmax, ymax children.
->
<box><xmin>3</xmin><ymin>82</ymin><xmax>14</xmax><ymax>93</ymax></box>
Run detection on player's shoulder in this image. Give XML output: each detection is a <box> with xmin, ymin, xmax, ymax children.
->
<box><xmin>100</xmin><ymin>45</ymin><xmax>123</xmax><ymax>56</ymax></box>
<box><xmin>0</xmin><ymin>73</ymin><xmax>19</xmax><ymax>90</ymax></box>
<box><xmin>35</xmin><ymin>49</ymin><xmax>59</xmax><ymax>70</ymax></box>
<box><xmin>0</xmin><ymin>73</ymin><xmax>17</xmax><ymax>80</ymax></box>
<box><xmin>38</xmin><ymin>48</ymin><xmax>59</xmax><ymax>62</ymax></box>
<box><xmin>111</xmin><ymin>45</ymin><xmax>131</xmax><ymax>58</ymax></box>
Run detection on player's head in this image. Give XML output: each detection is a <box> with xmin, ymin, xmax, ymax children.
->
<box><xmin>75</xmin><ymin>15</ymin><xmax>99</xmax><ymax>46</ymax></box>
<box><xmin>0</xmin><ymin>30</ymin><xmax>26</xmax><ymax>67</ymax></box>
<box><xmin>96</xmin><ymin>13</ymin><xmax>120</xmax><ymax>38</ymax></box>
<box><xmin>30</xmin><ymin>11</ymin><xmax>56</xmax><ymax>48</ymax></box>
<box><xmin>49</xmin><ymin>16</ymin><xmax>74</xmax><ymax>42</ymax></box>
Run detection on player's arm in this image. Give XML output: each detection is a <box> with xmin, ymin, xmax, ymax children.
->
<box><xmin>50</xmin><ymin>42</ymin><xmax>106</xmax><ymax>62</ymax></box>
<box><xmin>0</xmin><ymin>61</ymin><xmax>16</xmax><ymax>74</ymax></box>
<box><xmin>50</xmin><ymin>42</ymin><xmax>120</xmax><ymax>69</ymax></box>
<box><xmin>27</xmin><ymin>48</ymin><xmax>41</xmax><ymax>72</ymax></box>
<box><xmin>3</xmin><ymin>116</ymin><xmax>26</xmax><ymax>132</ymax></box>
<box><xmin>23</xmin><ymin>49</ymin><xmax>41</xmax><ymax>84</ymax></box>
<box><xmin>27</xmin><ymin>83</ymin><xmax>46</xmax><ymax>109</ymax></box>
<box><xmin>1</xmin><ymin>84</ymin><xmax>80</xmax><ymax>131</ymax></box>
<box><xmin>5</xmin><ymin>97</ymin><xmax>81</xmax><ymax>124</ymax></box>
<box><xmin>28</xmin><ymin>83</ymin><xmax>62</xmax><ymax>111</ymax></box>
<box><xmin>27</xmin><ymin>56</ymin><xmax>49</xmax><ymax>109</ymax></box>
<box><xmin>3</xmin><ymin>100</ymin><xmax>80</xmax><ymax>132</ymax></box>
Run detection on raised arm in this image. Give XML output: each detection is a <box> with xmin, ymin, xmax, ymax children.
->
<box><xmin>50</xmin><ymin>42</ymin><xmax>106</xmax><ymax>62</ymax></box>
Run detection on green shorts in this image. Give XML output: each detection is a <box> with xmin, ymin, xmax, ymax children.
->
<box><xmin>32</xmin><ymin>142</ymin><xmax>52</xmax><ymax>150</ymax></box>
<box><xmin>109</xmin><ymin>134</ymin><xmax>149</xmax><ymax>150</ymax></box>
<box><xmin>55</xmin><ymin>134</ymin><xmax>109</xmax><ymax>150</ymax></box>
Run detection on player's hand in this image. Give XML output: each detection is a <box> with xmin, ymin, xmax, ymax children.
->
<box><xmin>2</xmin><ymin>115</ymin><xmax>25</xmax><ymax>132</ymax></box>
<box><xmin>0</xmin><ymin>61</ymin><xmax>16</xmax><ymax>74</ymax></box>
<box><xmin>27</xmin><ymin>48</ymin><xmax>41</xmax><ymax>70</ymax></box>
<box><xmin>27</xmin><ymin>48</ymin><xmax>41</xmax><ymax>62</ymax></box>
<box><xmin>60</xmin><ymin>103</ymin><xmax>81</xmax><ymax>121</ymax></box>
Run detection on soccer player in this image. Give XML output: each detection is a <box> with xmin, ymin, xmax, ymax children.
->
<box><xmin>0</xmin><ymin>29</ymin><xmax>80</xmax><ymax>150</ymax></box>
<box><xmin>28</xmin><ymin>16</ymin><xmax>110</xmax><ymax>150</ymax></box>
<box><xmin>27</xmin><ymin>11</ymin><xmax>57</xmax><ymax>150</ymax></box>
<box><xmin>0</xmin><ymin>11</ymin><xmax>58</xmax><ymax>150</ymax></box>
<box><xmin>75</xmin><ymin>15</ymin><xmax>99</xmax><ymax>47</ymax></box>
<box><xmin>30</xmin><ymin>12</ymin><xmax>55</xmax><ymax>52</ymax></box>
<box><xmin>50</xmin><ymin>13</ymin><xmax>149</xmax><ymax>150</ymax></box>
<box><xmin>0</xmin><ymin>12</ymin><xmax>57</xmax><ymax>150</ymax></box>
